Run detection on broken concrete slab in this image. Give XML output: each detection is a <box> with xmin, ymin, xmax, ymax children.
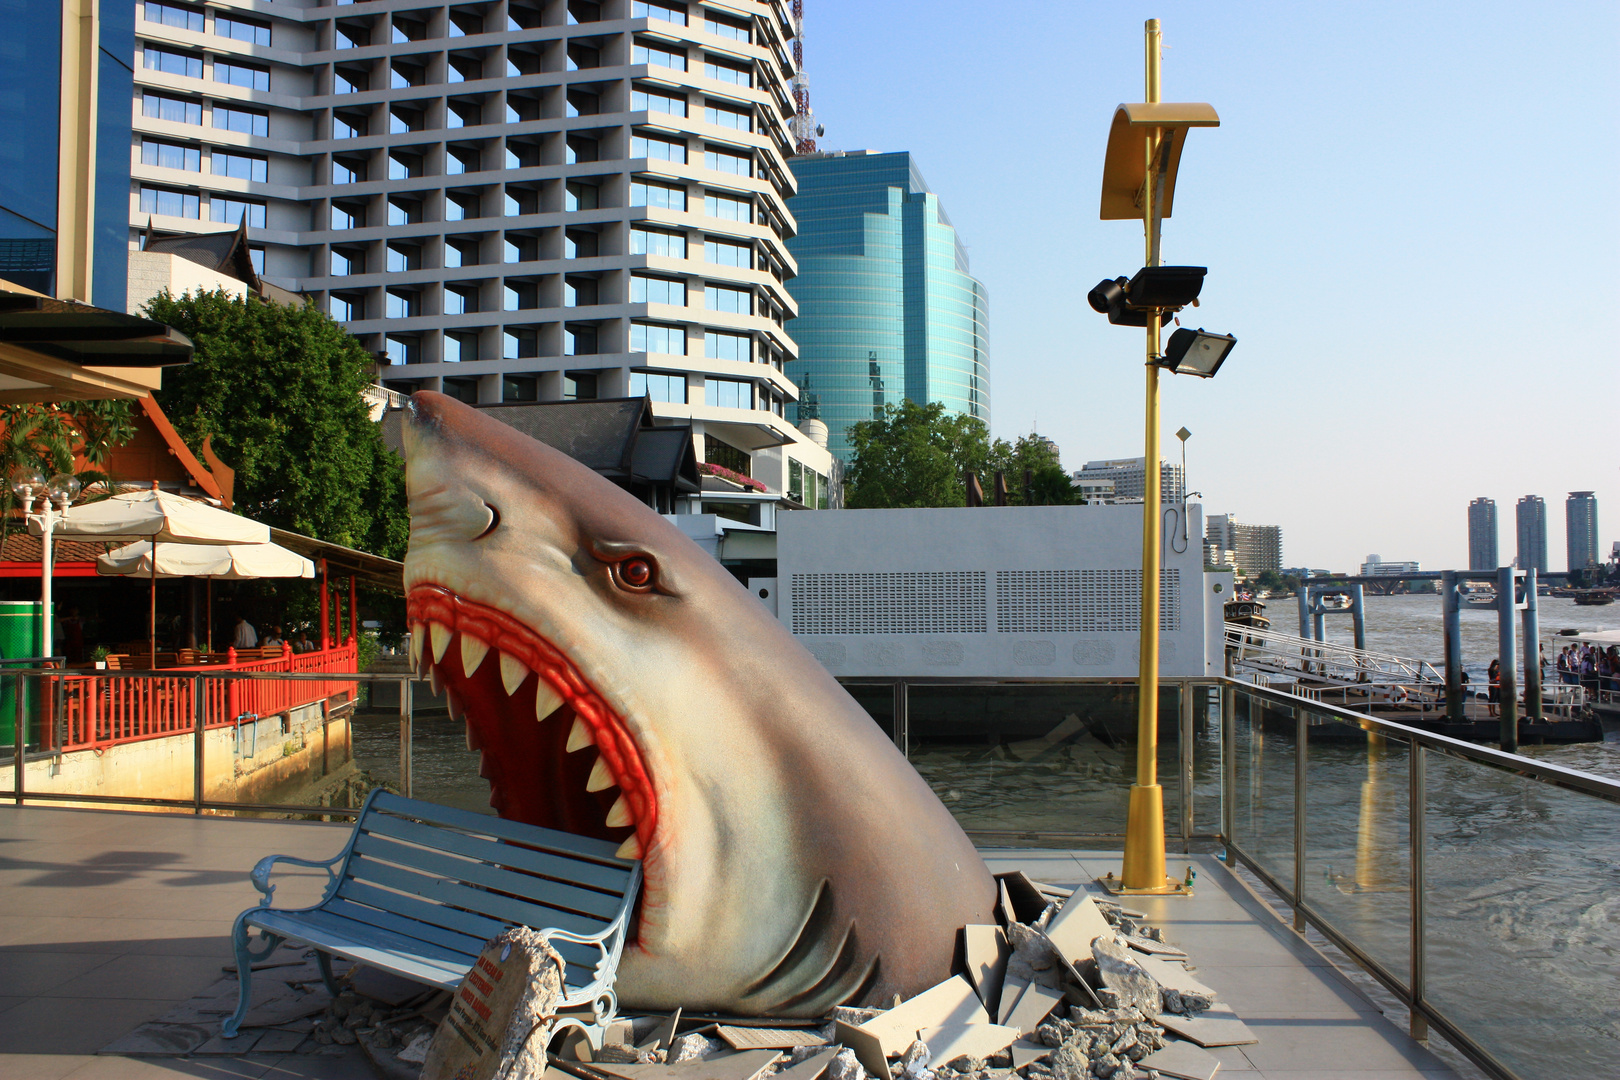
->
<box><xmin>1156</xmin><ymin>1005</ymin><xmax>1257</xmax><ymax>1047</ymax></box>
<box><xmin>193</xmin><ymin>1030</ymin><xmax>265</xmax><ymax>1055</ymax></box>
<box><xmin>1137</xmin><ymin>1039</ymin><xmax>1223</xmax><ymax>1080</ymax></box>
<box><xmin>997</xmin><ymin>977</ymin><xmax>1064</xmax><ymax>1035</ymax></box>
<box><xmin>638</xmin><ymin>1008</ymin><xmax>683</xmax><ymax>1052</ymax></box>
<box><xmin>836</xmin><ymin>975</ymin><xmax>988</xmax><ymax>1077</ymax></box>
<box><xmin>1125</xmin><ymin>936</ymin><xmax>1188</xmax><ymax>959</ymax></box>
<box><xmin>960</xmin><ymin>924</ymin><xmax>1010</xmax><ymax>1016</ymax></box>
<box><xmin>252</xmin><ymin>1028</ymin><xmax>309</xmax><ymax>1054</ymax></box>
<box><xmin>1007</xmin><ymin>1038</ymin><xmax>1051</xmax><ymax>1069</ymax></box>
<box><xmin>586</xmin><ymin>1048</ymin><xmax>781</xmax><ymax>1080</ymax></box>
<box><xmin>1091</xmin><ymin>936</ymin><xmax>1161</xmax><ymax>1019</ymax></box>
<box><xmin>994</xmin><ymin>871</ymin><xmax>1051</xmax><ymax>925</ymax></box>
<box><xmin>98</xmin><ymin>1021</ymin><xmax>214</xmax><ymax>1056</ymax></box>
<box><xmin>1042</xmin><ymin>894</ymin><xmax>1113</xmax><ymax>966</ymax></box>
<box><xmin>916</xmin><ymin>1022</ymin><xmax>1021</xmax><ymax>1067</ymax></box>
<box><xmin>715</xmin><ymin>1025</ymin><xmax>827</xmax><ymax>1051</ymax></box>
<box><xmin>1133</xmin><ymin>954</ymin><xmax>1214</xmax><ymax>1001</ymax></box>
<box><xmin>770</xmin><ymin>1048</ymin><xmax>838</xmax><ymax>1080</ymax></box>
<box><xmin>422</xmin><ymin>927</ymin><xmax>567</xmax><ymax>1080</ymax></box>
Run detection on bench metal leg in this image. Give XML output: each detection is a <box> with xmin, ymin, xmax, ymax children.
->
<box><xmin>315</xmin><ymin>949</ymin><xmax>340</xmax><ymax>998</ymax></box>
<box><xmin>223</xmin><ymin>916</ymin><xmax>284</xmax><ymax>1039</ymax></box>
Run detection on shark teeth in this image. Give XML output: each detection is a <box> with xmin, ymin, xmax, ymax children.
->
<box><xmin>499</xmin><ymin>652</ymin><xmax>528</xmax><ymax>696</ymax></box>
<box><xmin>535</xmin><ymin>680</ymin><xmax>564</xmax><ymax>722</ymax></box>
<box><xmin>460</xmin><ymin>635</ymin><xmax>490</xmax><ymax>676</ymax></box>
<box><xmin>586</xmin><ymin>757</ymin><xmax>614</xmax><ymax>793</ymax></box>
<box><xmin>566</xmin><ymin>717</ymin><xmax>594</xmax><ymax>753</ymax></box>
<box><xmin>409</xmin><ymin>624</ymin><xmax>425</xmax><ymax>671</ymax></box>
<box><xmin>428</xmin><ymin>663</ymin><xmax>442</xmax><ymax>697</ymax></box>
<box><xmin>430</xmin><ymin>622</ymin><xmax>453</xmax><ymax>664</ymax></box>
<box><xmin>616</xmin><ymin>835</ymin><xmax>641</xmax><ymax>860</ymax></box>
<box><xmin>605</xmin><ymin>795</ymin><xmax>632</xmax><ymax>829</ymax></box>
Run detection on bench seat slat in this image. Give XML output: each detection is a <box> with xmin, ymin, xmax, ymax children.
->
<box><xmin>318</xmin><ymin>897</ymin><xmax>490</xmax><ymax>960</ymax></box>
<box><xmin>246</xmin><ymin>910</ymin><xmax>469</xmax><ymax>989</ymax></box>
<box><xmin>370</xmin><ymin>792</ymin><xmax>628</xmax><ymax>864</ymax></box>
<box><xmin>351</xmin><ymin>833</ymin><xmax>627</xmax><ymax>920</ymax></box>
<box><xmin>338</xmin><ymin>859</ymin><xmax>614</xmax><ymax>939</ymax></box>
<box><xmin>361</xmin><ymin>813</ymin><xmax>633</xmax><ymax>896</ymax></box>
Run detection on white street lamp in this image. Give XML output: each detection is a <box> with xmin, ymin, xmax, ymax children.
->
<box><xmin>12</xmin><ymin>466</ymin><xmax>81</xmax><ymax>661</ymax></box>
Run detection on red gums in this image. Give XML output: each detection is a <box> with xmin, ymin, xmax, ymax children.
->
<box><xmin>406</xmin><ymin>584</ymin><xmax>658</xmax><ymax>854</ymax></box>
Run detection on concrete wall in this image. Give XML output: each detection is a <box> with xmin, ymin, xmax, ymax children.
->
<box><xmin>776</xmin><ymin>504</ymin><xmax>1219</xmax><ymax>680</ymax></box>
<box><xmin>127</xmin><ymin>249</ymin><xmax>247</xmax><ymax>317</ymax></box>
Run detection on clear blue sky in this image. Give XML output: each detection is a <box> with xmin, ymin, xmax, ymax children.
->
<box><xmin>802</xmin><ymin>0</ymin><xmax>1619</xmax><ymax>574</ymax></box>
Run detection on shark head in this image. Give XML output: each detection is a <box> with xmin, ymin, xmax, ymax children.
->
<box><xmin>401</xmin><ymin>392</ymin><xmax>996</xmax><ymax>1015</ymax></box>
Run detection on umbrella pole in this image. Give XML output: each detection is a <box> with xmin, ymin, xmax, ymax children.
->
<box><xmin>206</xmin><ymin>578</ymin><xmax>213</xmax><ymax>654</ymax></box>
<box><xmin>149</xmin><ymin>544</ymin><xmax>157</xmax><ymax>666</ymax></box>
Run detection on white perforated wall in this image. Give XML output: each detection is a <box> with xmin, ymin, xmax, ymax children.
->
<box><xmin>791</xmin><ymin>572</ymin><xmax>987</xmax><ymax>634</ymax></box>
<box><xmin>996</xmin><ymin>569</ymin><xmax>1181</xmax><ymax>633</ymax></box>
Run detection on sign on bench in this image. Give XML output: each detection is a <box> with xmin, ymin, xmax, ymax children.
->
<box><xmin>223</xmin><ymin>790</ymin><xmax>642</xmax><ymax>1043</ymax></box>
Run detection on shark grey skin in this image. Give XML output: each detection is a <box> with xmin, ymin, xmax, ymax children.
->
<box><xmin>401</xmin><ymin>392</ymin><xmax>997</xmax><ymax>1016</ymax></box>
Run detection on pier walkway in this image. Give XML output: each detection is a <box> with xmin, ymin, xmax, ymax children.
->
<box><xmin>0</xmin><ymin>806</ymin><xmax>1459</xmax><ymax>1080</ymax></box>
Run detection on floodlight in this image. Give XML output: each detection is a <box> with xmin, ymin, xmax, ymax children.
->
<box><xmin>1087</xmin><ymin>275</ymin><xmax>1173</xmax><ymax>327</ymax></box>
<box><xmin>1125</xmin><ymin>266</ymin><xmax>1206</xmax><ymax>309</ymax></box>
<box><xmin>1160</xmin><ymin>328</ymin><xmax>1236</xmax><ymax>378</ymax></box>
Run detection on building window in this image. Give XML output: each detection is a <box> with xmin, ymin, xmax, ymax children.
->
<box><xmin>563</xmin><ymin>277</ymin><xmax>597</xmax><ymax>306</ymax></box>
<box><xmin>447</xmin><ymin>148</ymin><xmax>477</xmax><ymax>175</ymax></box>
<box><xmin>704</xmin><ymin>330</ymin><xmax>750</xmax><ymax>362</ymax></box>
<box><xmin>141</xmin><ymin>140</ymin><xmax>201</xmax><ymax>172</ymax></box>
<box><xmin>392</xmin><ymin>64</ymin><xmax>424</xmax><ymax>89</ymax></box>
<box><xmin>562</xmin><ymin>1</ymin><xmax>598</xmax><ymax>26</ymax></box>
<box><xmin>143</xmin><ymin>46</ymin><xmax>202</xmax><ymax>79</ymax></box>
<box><xmin>563</xmin><ymin>370</ymin><xmax>598</xmax><ymax>397</ymax></box>
<box><xmin>632</xmin><ymin>227</ymin><xmax>686</xmax><ymax>258</ymax></box>
<box><xmin>213</xmin><ymin>105</ymin><xmax>268</xmax><ymax>136</ymax></box>
<box><xmin>388</xmin><ymin>199</ymin><xmax>420</xmax><ymax>225</ymax></box>
<box><xmin>141</xmin><ymin>92</ymin><xmax>202</xmax><ymax>125</ymax></box>
<box><xmin>330</xmin><ymin>204</ymin><xmax>360</xmax><ymax>230</ymax></box>
<box><xmin>632</xmin><ymin>1</ymin><xmax>687</xmax><ymax>24</ymax></box>
<box><xmin>385</xmin><ymin>290</ymin><xmax>419</xmax><ymax>319</ymax></box>
<box><xmin>630</xmin><ymin>322</ymin><xmax>684</xmax><ymax>355</ymax></box>
<box><xmin>214</xmin><ymin>60</ymin><xmax>269</xmax><ymax>91</ymax></box>
<box><xmin>444</xmin><ymin>332</ymin><xmax>476</xmax><ymax>362</ymax></box>
<box><xmin>504</xmin><ymin>189</ymin><xmax>537</xmax><ymax>216</ymax></box>
<box><xmin>705</xmin><ymin>284</ymin><xmax>750</xmax><ymax>314</ymax></box>
<box><xmin>388</xmin><ymin>153</ymin><xmax>419</xmax><ymax>180</ymax></box>
<box><xmin>249</xmin><ymin>247</ymin><xmax>265</xmax><ymax>275</ymax></box>
<box><xmin>631</xmin><ymin>132</ymin><xmax>686</xmax><ymax>163</ymax></box>
<box><xmin>449</xmin><ymin>101</ymin><xmax>480</xmax><ymax>128</ymax></box>
<box><xmin>503</xmin><ymin>375</ymin><xmax>537</xmax><ymax>402</ymax></box>
<box><xmin>444</xmin><ymin>286</ymin><xmax>474</xmax><ymax>315</ymax></box>
<box><xmin>705</xmin><ymin>437</ymin><xmax>750</xmax><ymax>475</ymax></box>
<box><xmin>564</xmin><ymin>230</ymin><xmax>599</xmax><ymax>258</ymax></box>
<box><xmin>143</xmin><ymin>2</ymin><xmax>203</xmax><ymax>32</ymax></box>
<box><xmin>631</xmin><ymin>274</ymin><xmax>684</xmax><ymax>305</ymax></box>
<box><xmin>212</xmin><ymin>150</ymin><xmax>267</xmax><ymax>182</ymax></box>
<box><xmin>333</xmin><ymin>24</ymin><xmax>367</xmax><ymax>49</ymax></box>
<box><xmin>333</xmin><ymin>113</ymin><xmax>365</xmax><ymax>139</ymax></box>
<box><xmin>504</xmin><ymin>283</ymin><xmax>537</xmax><ymax>310</ymax></box>
<box><xmin>631</xmin><ymin>87</ymin><xmax>687</xmax><ymax>117</ymax></box>
<box><xmin>446</xmin><ymin>194</ymin><xmax>476</xmax><ymax>222</ymax></box>
<box><xmin>504</xmin><ymin>237</ymin><xmax>535</xmax><ymax>263</ymax></box>
<box><xmin>565</xmin><ymin>182</ymin><xmax>600</xmax><ymax>211</ymax></box>
<box><xmin>706</xmin><ymin>377</ymin><xmax>751</xmax><ymax>409</ymax></box>
<box><xmin>704</xmin><ymin>13</ymin><xmax>751</xmax><ymax>41</ymax></box>
<box><xmin>333</xmin><ymin>68</ymin><xmax>366</xmax><ymax>94</ymax></box>
<box><xmin>331</xmin><ymin>158</ymin><xmax>362</xmax><ymax>184</ymax></box>
<box><xmin>704</xmin><ymin>102</ymin><xmax>752</xmax><ymax>131</ymax></box>
<box><xmin>329</xmin><ymin>293</ymin><xmax>360</xmax><ymax>320</ymax></box>
<box><xmin>329</xmin><ymin>249</ymin><xmax>359</xmax><ymax>276</ymax></box>
<box><xmin>632</xmin><ymin>40</ymin><xmax>686</xmax><ymax>71</ymax></box>
<box><xmin>704</xmin><ymin>56</ymin><xmax>752</xmax><ymax>87</ymax></box>
<box><xmin>386</xmin><ymin>245</ymin><xmax>418</xmax><ymax>272</ymax></box>
<box><xmin>385</xmin><ymin>335</ymin><xmax>420</xmax><ymax>364</ymax></box>
<box><xmin>215</xmin><ymin>14</ymin><xmax>271</xmax><ymax>45</ymax></box>
<box><xmin>392</xmin><ymin>19</ymin><xmax>426</xmax><ymax>43</ymax></box>
<box><xmin>562</xmin><ymin>136</ymin><xmax>596</xmax><ymax>165</ymax></box>
<box><xmin>449</xmin><ymin>11</ymin><xmax>482</xmax><ymax>37</ymax></box>
<box><xmin>503</xmin><ymin>329</ymin><xmax>537</xmax><ymax>359</ymax></box>
<box><xmin>448</xmin><ymin>56</ymin><xmax>481</xmax><ymax>83</ymax></box>
<box><xmin>704</xmin><ymin>238</ymin><xmax>750</xmax><ymax>268</ymax></box>
<box><xmin>630</xmin><ymin>370</ymin><xmax>686</xmax><ymax>403</ymax></box>
<box><xmin>139</xmin><ymin>186</ymin><xmax>200</xmax><ymax>220</ymax></box>
<box><xmin>630</xmin><ymin>179</ymin><xmax>685</xmax><ymax>211</ymax></box>
<box><xmin>703</xmin><ymin>146</ymin><xmax>751</xmax><ymax>176</ymax></box>
<box><xmin>704</xmin><ymin>192</ymin><xmax>751</xmax><ymax>221</ymax></box>
<box><xmin>442</xmin><ymin>376</ymin><xmax>478</xmax><ymax>403</ymax></box>
<box><xmin>563</xmin><ymin>326</ymin><xmax>597</xmax><ymax>357</ymax></box>
<box><xmin>445</xmin><ymin>239</ymin><xmax>475</xmax><ymax>267</ymax></box>
<box><xmin>390</xmin><ymin>109</ymin><xmax>424</xmax><ymax>134</ymax></box>
<box><xmin>211</xmin><ymin>197</ymin><xmax>265</xmax><ymax>227</ymax></box>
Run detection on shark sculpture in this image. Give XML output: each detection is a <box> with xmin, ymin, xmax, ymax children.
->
<box><xmin>400</xmin><ymin>392</ymin><xmax>997</xmax><ymax>1016</ymax></box>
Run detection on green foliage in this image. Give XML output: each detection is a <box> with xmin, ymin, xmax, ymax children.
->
<box><xmin>0</xmin><ymin>400</ymin><xmax>139</xmax><ymax>545</ymax></box>
<box><xmin>144</xmin><ymin>289</ymin><xmax>407</xmax><ymax>558</ymax></box>
<box><xmin>843</xmin><ymin>400</ymin><xmax>990</xmax><ymax>508</ymax></box>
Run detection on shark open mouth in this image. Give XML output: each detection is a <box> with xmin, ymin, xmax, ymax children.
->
<box><xmin>405</xmin><ymin>584</ymin><xmax>656</xmax><ymax>867</ymax></box>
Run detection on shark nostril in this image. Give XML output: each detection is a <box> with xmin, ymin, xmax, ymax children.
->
<box><xmin>473</xmin><ymin>503</ymin><xmax>501</xmax><ymax>541</ymax></box>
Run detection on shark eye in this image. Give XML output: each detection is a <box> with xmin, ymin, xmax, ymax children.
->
<box><xmin>614</xmin><ymin>556</ymin><xmax>655</xmax><ymax>593</ymax></box>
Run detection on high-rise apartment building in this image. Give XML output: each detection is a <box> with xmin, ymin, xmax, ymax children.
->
<box><xmin>1</xmin><ymin>0</ymin><xmax>133</xmax><ymax>309</ymax></box>
<box><xmin>783</xmin><ymin>150</ymin><xmax>989</xmax><ymax>459</ymax></box>
<box><xmin>129</xmin><ymin>0</ymin><xmax>832</xmax><ymax>496</ymax></box>
<box><xmin>1467</xmin><ymin>496</ymin><xmax>1497</xmax><ymax>571</ymax></box>
<box><xmin>1206</xmin><ymin>514</ymin><xmax>1282</xmax><ymax>575</ymax></box>
<box><xmin>1072</xmin><ymin>458</ymin><xmax>1184</xmax><ymax>504</ymax></box>
<box><xmin>1516</xmin><ymin>495</ymin><xmax>1548</xmax><ymax>573</ymax></box>
<box><xmin>1566</xmin><ymin>491</ymin><xmax>1599</xmax><ymax>571</ymax></box>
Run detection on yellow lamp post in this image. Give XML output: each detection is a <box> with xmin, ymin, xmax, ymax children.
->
<box><xmin>1096</xmin><ymin>19</ymin><xmax>1223</xmax><ymax>894</ymax></box>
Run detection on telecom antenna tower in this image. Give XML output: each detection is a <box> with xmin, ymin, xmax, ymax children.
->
<box><xmin>790</xmin><ymin>0</ymin><xmax>824</xmax><ymax>153</ymax></box>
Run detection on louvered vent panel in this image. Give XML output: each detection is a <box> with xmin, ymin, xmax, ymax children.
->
<box><xmin>791</xmin><ymin>572</ymin><xmax>988</xmax><ymax>634</ymax></box>
<box><xmin>995</xmin><ymin>569</ymin><xmax>1181</xmax><ymax>633</ymax></box>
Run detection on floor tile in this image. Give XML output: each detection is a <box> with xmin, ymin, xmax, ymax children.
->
<box><xmin>1191</xmin><ymin>962</ymin><xmax>1384</xmax><ymax>1019</ymax></box>
<box><xmin>0</xmin><ymin>1053</ymin><xmax>98</xmax><ymax>1080</ymax></box>
<box><xmin>46</xmin><ymin>953</ymin><xmax>227</xmax><ymax>1001</ymax></box>
<box><xmin>0</xmin><ymin>951</ymin><xmax>120</xmax><ymax>995</ymax></box>
<box><xmin>1235</xmin><ymin>1017</ymin><xmax>1450</xmax><ymax>1073</ymax></box>
<box><xmin>0</xmin><ymin>996</ymin><xmax>183</xmax><ymax>1055</ymax></box>
<box><xmin>60</xmin><ymin>1054</ymin><xmax>273</xmax><ymax>1079</ymax></box>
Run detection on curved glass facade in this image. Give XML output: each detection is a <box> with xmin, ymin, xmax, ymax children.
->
<box><xmin>785</xmin><ymin>151</ymin><xmax>989</xmax><ymax>459</ymax></box>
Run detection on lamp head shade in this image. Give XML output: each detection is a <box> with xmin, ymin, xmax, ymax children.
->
<box><xmin>1161</xmin><ymin>328</ymin><xmax>1236</xmax><ymax>378</ymax></box>
<box><xmin>9</xmin><ymin>465</ymin><xmax>43</xmax><ymax>501</ymax></box>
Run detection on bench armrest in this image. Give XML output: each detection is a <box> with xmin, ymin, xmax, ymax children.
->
<box><xmin>249</xmin><ymin>852</ymin><xmax>344</xmax><ymax>908</ymax></box>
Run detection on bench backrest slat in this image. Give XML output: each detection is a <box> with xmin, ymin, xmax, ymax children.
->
<box><xmin>360</xmin><ymin>813</ymin><xmax>634</xmax><ymax>896</ymax></box>
<box><xmin>337</xmin><ymin>858</ymin><xmax>614</xmax><ymax>940</ymax></box>
<box><xmin>350</xmin><ymin>832</ymin><xmax>628</xmax><ymax>922</ymax></box>
<box><xmin>370</xmin><ymin>792</ymin><xmax>628</xmax><ymax>865</ymax></box>
<box><xmin>338</xmin><ymin>878</ymin><xmax>513</xmax><ymax>944</ymax></box>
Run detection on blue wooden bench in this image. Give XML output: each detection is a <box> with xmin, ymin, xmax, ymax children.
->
<box><xmin>223</xmin><ymin>790</ymin><xmax>641</xmax><ymax>1042</ymax></box>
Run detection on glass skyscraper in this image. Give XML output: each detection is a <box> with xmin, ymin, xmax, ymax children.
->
<box><xmin>785</xmin><ymin>150</ymin><xmax>989</xmax><ymax>459</ymax></box>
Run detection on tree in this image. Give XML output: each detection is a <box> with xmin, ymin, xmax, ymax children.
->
<box><xmin>144</xmin><ymin>289</ymin><xmax>407</xmax><ymax>559</ymax></box>
<box><xmin>987</xmin><ymin>433</ymin><xmax>1082</xmax><ymax>506</ymax></box>
<box><xmin>843</xmin><ymin>400</ymin><xmax>990</xmax><ymax>508</ymax></box>
<box><xmin>0</xmin><ymin>400</ymin><xmax>139</xmax><ymax>544</ymax></box>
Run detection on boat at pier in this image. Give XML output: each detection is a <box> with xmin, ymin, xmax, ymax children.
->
<box><xmin>1571</xmin><ymin>589</ymin><xmax>1615</xmax><ymax>607</ymax></box>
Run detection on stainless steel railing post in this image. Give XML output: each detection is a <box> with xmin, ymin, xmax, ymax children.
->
<box><xmin>1409</xmin><ymin>739</ymin><xmax>1428</xmax><ymax>1041</ymax></box>
<box><xmin>192</xmin><ymin>674</ymin><xmax>205</xmax><ymax>814</ymax></box>
<box><xmin>1179</xmin><ymin>679</ymin><xmax>1194</xmax><ymax>849</ymax></box>
<box><xmin>399</xmin><ymin>676</ymin><xmax>413</xmax><ymax>799</ymax></box>
<box><xmin>1221</xmin><ymin>681</ymin><xmax>1235</xmax><ymax>859</ymax></box>
<box><xmin>1294</xmin><ymin>702</ymin><xmax>1307</xmax><ymax>930</ymax></box>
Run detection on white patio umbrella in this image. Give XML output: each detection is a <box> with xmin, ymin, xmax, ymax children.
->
<box><xmin>32</xmin><ymin>486</ymin><xmax>272</xmax><ymax>660</ymax></box>
<box><xmin>95</xmin><ymin>540</ymin><xmax>314</xmax><ymax>654</ymax></box>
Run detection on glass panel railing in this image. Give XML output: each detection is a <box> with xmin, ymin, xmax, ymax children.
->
<box><xmin>905</xmin><ymin>681</ymin><xmax>1182</xmax><ymax>840</ymax></box>
<box><xmin>1423</xmin><ymin>749</ymin><xmax>1620</xmax><ymax>1078</ymax></box>
<box><xmin>351</xmin><ymin>673</ymin><xmax>490</xmax><ymax>815</ymax></box>
<box><xmin>1191</xmin><ymin>684</ymin><xmax>1223</xmax><ymax>838</ymax></box>
<box><xmin>1228</xmin><ymin>686</ymin><xmax>1297</xmax><ymax>896</ymax></box>
<box><xmin>1301</xmin><ymin>708</ymin><xmax>1411</xmax><ymax>987</ymax></box>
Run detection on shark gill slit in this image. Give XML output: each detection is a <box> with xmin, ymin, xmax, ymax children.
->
<box><xmin>773</xmin><ymin>925</ymin><xmax>878</xmax><ymax>1015</ymax></box>
<box><xmin>744</xmin><ymin>879</ymin><xmax>837</xmax><ymax>998</ymax></box>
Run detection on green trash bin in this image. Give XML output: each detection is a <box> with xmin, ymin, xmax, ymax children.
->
<box><xmin>0</xmin><ymin>601</ymin><xmax>43</xmax><ymax>749</ymax></box>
